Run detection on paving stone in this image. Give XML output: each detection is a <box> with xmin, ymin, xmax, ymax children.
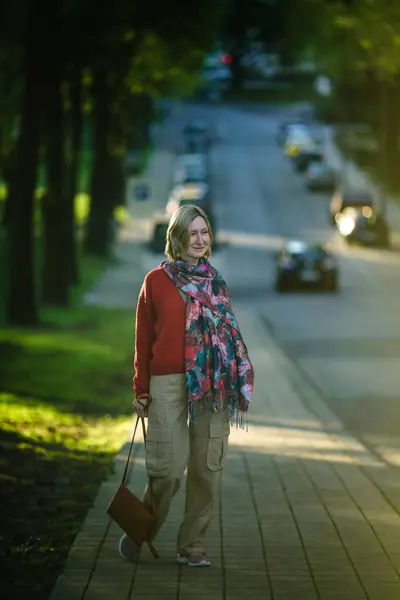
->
<box><xmin>129</xmin><ymin>596</ymin><xmax>177</xmax><ymax>600</ymax></box>
<box><xmin>129</xmin><ymin>581</ymin><xmax>178</xmax><ymax>595</ymax></box>
<box><xmin>270</xmin><ymin>579</ymin><xmax>318</xmax><ymax>598</ymax></box>
<box><xmin>84</xmin><ymin>586</ymin><xmax>129</xmax><ymax>600</ymax></box>
<box><xmin>179</xmin><ymin>579</ymin><xmax>223</xmax><ymax>591</ymax></box>
<box><xmin>223</xmin><ymin>558</ymin><xmax>266</xmax><ymax>569</ymax></box>
<box><xmin>172</xmin><ymin>597</ymin><xmax>222</xmax><ymax>600</ymax></box>
<box><xmin>47</xmin><ymin>575</ymin><xmax>87</xmax><ymax>600</ymax></box>
<box><xmin>63</xmin><ymin>547</ymin><xmax>98</xmax><ymax>571</ymax></box>
<box><xmin>317</xmin><ymin>591</ymin><xmax>367</xmax><ymax>600</ymax></box>
<box><xmin>225</xmin><ymin>593</ymin><xmax>272</xmax><ymax>600</ymax></box>
<box><xmin>363</xmin><ymin>582</ymin><xmax>400</xmax><ymax>600</ymax></box>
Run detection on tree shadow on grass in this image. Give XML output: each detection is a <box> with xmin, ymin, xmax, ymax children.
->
<box><xmin>0</xmin><ymin>425</ymin><xmax>113</xmax><ymax>600</ymax></box>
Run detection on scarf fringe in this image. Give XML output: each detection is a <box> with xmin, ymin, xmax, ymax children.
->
<box><xmin>188</xmin><ymin>392</ymin><xmax>249</xmax><ymax>431</ymax></box>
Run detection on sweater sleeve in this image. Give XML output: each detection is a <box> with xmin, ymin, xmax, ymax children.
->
<box><xmin>133</xmin><ymin>275</ymin><xmax>155</xmax><ymax>397</ymax></box>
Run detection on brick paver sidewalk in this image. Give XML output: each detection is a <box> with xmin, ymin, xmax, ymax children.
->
<box><xmin>49</xmin><ymin>111</ymin><xmax>400</xmax><ymax>600</ymax></box>
<box><xmin>49</xmin><ymin>305</ymin><xmax>400</xmax><ymax>600</ymax></box>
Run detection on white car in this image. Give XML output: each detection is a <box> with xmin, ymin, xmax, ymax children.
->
<box><xmin>166</xmin><ymin>182</ymin><xmax>210</xmax><ymax>216</ymax></box>
<box><xmin>284</xmin><ymin>127</ymin><xmax>316</xmax><ymax>157</ymax></box>
<box><xmin>173</xmin><ymin>154</ymin><xmax>208</xmax><ymax>186</ymax></box>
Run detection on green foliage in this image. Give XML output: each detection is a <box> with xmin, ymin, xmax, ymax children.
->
<box><xmin>0</xmin><ymin>305</ymin><xmax>134</xmax><ymax>417</ymax></box>
<box><xmin>0</xmin><ymin>297</ymin><xmax>135</xmax><ymax>599</ymax></box>
<box><xmin>125</xmin><ymin>32</ymin><xmax>203</xmax><ymax>97</ymax></box>
<box><xmin>338</xmin><ymin>1</ymin><xmax>400</xmax><ymax>79</ymax></box>
<box><xmin>285</xmin><ymin>0</ymin><xmax>400</xmax><ymax>82</ymax></box>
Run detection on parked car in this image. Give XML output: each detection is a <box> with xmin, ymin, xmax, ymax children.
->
<box><xmin>183</xmin><ymin>120</ymin><xmax>212</xmax><ymax>153</ymax></box>
<box><xmin>284</xmin><ymin>128</ymin><xmax>317</xmax><ymax>159</ymax></box>
<box><xmin>276</xmin><ymin>119</ymin><xmax>308</xmax><ymax>145</ymax></box>
<box><xmin>166</xmin><ymin>182</ymin><xmax>216</xmax><ymax>232</ymax></box>
<box><xmin>173</xmin><ymin>153</ymin><xmax>208</xmax><ymax>186</ymax></box>
<box><xmin>336</xmin><ymin>207</ymin><xmax>390</xmax><ymax>247</ymax></box>
<box><xmin>275</xmin><ymin>241</ymin><xmax>339</xmax><ymax>292</ymax></box>
<box><xmin>293</xmin><ymin>149</ymin><xmax>324</xmax><ymax>173</ymax></box>
<box><xmin>174</xmin><ymin>153</ymin><xmax>207</xmax><ymax>172</ymax></box>
<box><xmin>305</xmin><ymin>162</ymin><xmax>336</xmax><ymax>192</ymax></box>
<box><xmin>329</xmin><ymin>188</ymin><xmax>375</xmax><ymax>225</ymax></box>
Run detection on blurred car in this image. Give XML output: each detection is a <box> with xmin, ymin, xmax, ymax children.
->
<box><xmin>293</xmin><ymin>149</ymin><xmax>324</xmax><ymax>173</ymax></box>
<box><xmin>183</xmin><ymin>120</ymin><xmax>212</xmax><ymax>153</ymax></box>
<box><xmin>305</xmin><ymin>162</ymin><xmax>336</xmax><ymax>192</ymax></box>
<box><xmin>329</xmin><ymin>188</ymin><xmax>375</xmax><ymax>225</ymax></box>
<box><xmin>200</xmin><ymin>51</ymin><xmax>232</xmax><ymax>92</ymax></box>
<box><xmin>276</xmin><ymin>119</ymin><xmax>307</xmax><ymax>145</ymax></box>
<box><xmin>275</xmin><ymin>241</ymin><xmax>339</xmax><ymax>292</ymax></box>
<box><xmin>174</xmin><ymin>164</ymin><xmax>207</xmax><ymax>185</ymax></box>
<box><xmin>173</xmin><ymin>153</ymin><xmax>208</xmax><ymax>185</ymax></box>
<box><xmin>174</xmin><ymin>153</ymin><xmax>207</xmax><ymax>172</ymax></box>
<box><xmin>166</xmin><ymin>182</ymin><xmax>216</xmax><ymax>232</ymax></box>
<box><xmin>336</xmin><ymin>207</ymin><xmax>390</xmax><ymax>247</ymax></box>
<box><xmin>284</xmin><ymin>128</ymin><xmax>316</xmax><ymax>159</ymax></box>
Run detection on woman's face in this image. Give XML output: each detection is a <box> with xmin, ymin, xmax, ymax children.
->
<box><xmin>181</xmin><ymin>216</ymin><xmax>211</xmax><ymax>264</ymax></box>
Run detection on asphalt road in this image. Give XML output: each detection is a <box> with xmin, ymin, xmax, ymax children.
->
<box><xmin>141</xmin><ymin>100</ymin><xmax>400</xmax><ymax>468</ymax></box>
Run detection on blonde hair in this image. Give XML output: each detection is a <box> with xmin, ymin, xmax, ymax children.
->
<box><xmin>165</xmin><ymin>204</ymin><xmax>213</xmax><ymax>261</ymax></box>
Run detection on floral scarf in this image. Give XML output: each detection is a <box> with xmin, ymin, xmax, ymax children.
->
<box><xmin>162</xmin><ymin>257</ymin><xmax>254</xmax><ymax>427</ymax></box>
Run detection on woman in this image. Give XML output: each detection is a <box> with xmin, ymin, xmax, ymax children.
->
<box><xmin>119</xmin><ymin>204</ymin><xmax>254</xmax><ymax>567</ymax></box>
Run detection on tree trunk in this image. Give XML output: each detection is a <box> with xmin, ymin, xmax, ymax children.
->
<box><xmin>131</xmin><ymin>93</ymin><xmax>153</xmax><ymax>149</ymax></box>
<box><xmin>41</xmin><ymin>91</ymin><xmax>70</xmax><ymax>306</ymax></box>
<box><xmin>6</xmin><ymin>0</ymin><xmax>44</xmax><ymax>325</ymax></box>
<box><xmin>109</xmin><ymin>154</ymin><xmax>125</xmax><ymax>208</ymax></box>
<box><xmin>84</xmin><ymin>73</ymin><xmax>115</xmax><ymax>257</ymax></box>
<box><xmin>41</xmin><ymin>0</ymin><xmax>70</xmax><ymax>307</ymax></box>
<box><xmin>65</xmin><ymin>63</ymin><xmax>82</xmax><ymax>285</ymax></box>
<box><xmin>384</xmin><ymin>82</ymin><xmax>400</xmax><ymax>173</ymax></box>
<box><xmin>1</xmin><ymin>159</ymin><xmax>14</xmax><ymax>228</ymax></box>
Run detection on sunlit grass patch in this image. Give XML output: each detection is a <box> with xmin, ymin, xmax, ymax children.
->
<box><xmin>0</xmin><ymin>306</ymin><xmax>134</xmax><ymax>415</ymax></box>
<box><xmin>74</xmin><ymin>193</ymin><xmax>131</xmax><ymax>226</ymax></box>
<box><xmin>0</xmin><ymin>302</ymin><xmax>136</xmax><ymax>599</ymax></box>
<box><xmin>0</xmin><ymin>392</ymin><xmax>129</xmax><ymax>454</ymax></box>
<box><xmin>0</xmin><ymin>391</ymin><xmax>130</xmax><ymax>599</ymax></box>
<box><xmin>74</xmin><ymin>192</ymin><xmax>91</xmax><ymax>224</ymax></box>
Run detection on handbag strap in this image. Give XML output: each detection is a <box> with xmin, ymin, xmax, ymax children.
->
<box><xmin>121</xmin><ymin>416</ymin><xmax>157</xmax><ymax>516</ymax></box>
<box><xmin>121</xmin><ymin>416</ymin><xmax>141</xmax><ymax>484</ymax></box>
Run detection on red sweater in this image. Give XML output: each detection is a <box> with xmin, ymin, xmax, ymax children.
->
<box><xmin>133</xmin><ymin>266</ymin><xmax>186</xmax><ymax>397</ymax></box>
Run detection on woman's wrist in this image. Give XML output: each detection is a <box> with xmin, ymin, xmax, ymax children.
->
<box><xmin>135</xmin><ymin>393</ymin><xmax>151</xmax><ymax>401</ymax></box>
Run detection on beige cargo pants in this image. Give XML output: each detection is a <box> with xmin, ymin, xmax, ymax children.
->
<box><xmin>142</xmin><ymin>373</ymin><xmax>230</xmax><ymax>555</ymax></box>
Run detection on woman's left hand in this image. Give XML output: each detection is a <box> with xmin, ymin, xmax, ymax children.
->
<box><xmin>133</xmin><ymin>395</ymin><xmax>151</xmax><ymax>418</ymax></box>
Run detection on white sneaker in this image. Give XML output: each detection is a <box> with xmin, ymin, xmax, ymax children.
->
<box><xmin>118</xmin><ymin>534</ymin><xmax>139</xmax><ymax>562</ymax></box>
<box><xmin>176</xmin><ymin>552</ymin><xmax>211</xmax><ymax>567</ymax></box>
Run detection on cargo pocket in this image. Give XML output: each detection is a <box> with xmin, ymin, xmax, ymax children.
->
<box><xmin>206</xmin><ymin>423</ymin><xmax>230</xmax><ymax>472</ymax></box>
<box><xmin>145</xmin><ymin>428</ymin><xmax>172</xmax><ymax>477</ymax></box>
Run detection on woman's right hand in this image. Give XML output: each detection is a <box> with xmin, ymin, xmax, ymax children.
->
<box><xmin>133</xmin><ymin>395</ymin><xmax>151</xmax><ymax>418</ymax></box>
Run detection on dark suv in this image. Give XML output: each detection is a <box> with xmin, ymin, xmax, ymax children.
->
<box><xmin>329</xmin><ymin>189</ymin><xmax>375</xmax><ymax>225</ymax></box>
<box><xmin>275</xmin><ymin>241</ymin><xmax>339</xmax><ymax>292</ymax></box>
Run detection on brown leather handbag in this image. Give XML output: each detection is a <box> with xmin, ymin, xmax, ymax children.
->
<box><xmin>107</xmin><ymin>416</ymin><xmax>159</xmax><ymax>558</ymax></box>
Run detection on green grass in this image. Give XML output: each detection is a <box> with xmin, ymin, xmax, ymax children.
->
<box><xmin>0</xmin><ymin>262</ymin><xmax>136</xmax><ymax>599</ymax></box>
<box><xmin>0</xmin><ymin>306</ymin><xmax>134</xmax><ymax>416</ymax></box>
